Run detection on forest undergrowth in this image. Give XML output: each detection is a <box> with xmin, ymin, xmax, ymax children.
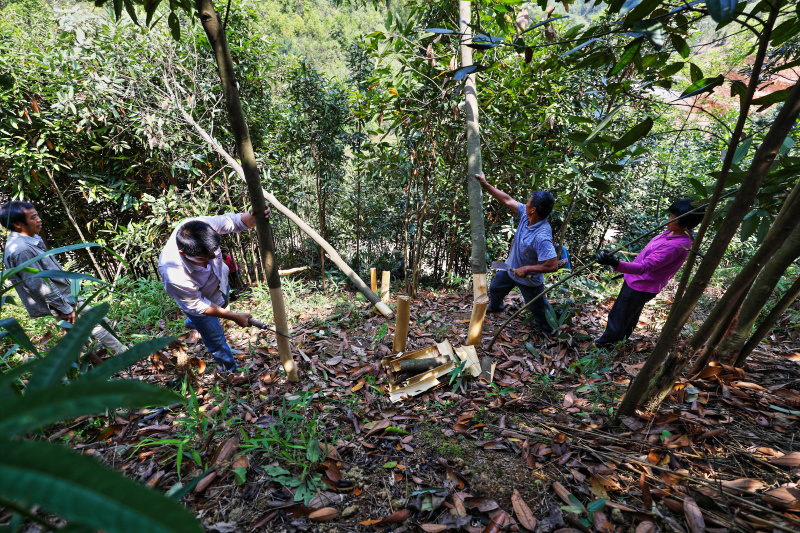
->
<box><xmin>7</xmin><ymin>271</ymin><xmax>800</xmax><ymax>533</ymax></box>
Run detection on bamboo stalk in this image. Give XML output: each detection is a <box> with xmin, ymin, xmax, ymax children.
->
<box><xmin>381</xmin><ymin>271</ymin><xmax>391</xmax><ymax>302</ymax></box>
<box><xmin>393</xmin><ymin>296</ymin><xmax>412</xmax><ymax>354</ymax></box>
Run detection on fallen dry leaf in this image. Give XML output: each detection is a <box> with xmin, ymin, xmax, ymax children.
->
<box><xmin>762</xmin><ymin>486</ymin><xmax>800</xmax><ymax>510</ymax></box>
<box><xmin>683</xmin><ymin>496</ymin><xmax>705</xmax><ymax>533</ymax></box>
<box><xmin>377</xmin><ymin>509</ymin><xmax>410</xmax><ymax>525</ymax></box>
<box><xmin>768</xmin><ymin>451</ymin><xmax>800</xmax><ymax>467</ymax></box>
<box><xmin>308</xmin><ymin>508</ymin><xmax>338</xmax><ymax>522</ymax></box>
<box><xmin>421</xmin><ymin>525</ymin><xmax>447</xmax><ymax>533</ymax></box>
<box><xmin>635</xmin><ymin>521</ymin><xmax>658</xmax><ymax>533</ymax></box>
<box><xmin>721</xmin><ymin>478</ymin><xmax>764</xmax><ymax>494</ymax></box>
<box><xmin>511</xmin><ymin>489</ymin><xmax>536</xmax><ymax>531</ymax></box>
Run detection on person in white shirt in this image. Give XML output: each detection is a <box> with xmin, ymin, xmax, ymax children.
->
<box><xmin>157</xmin><ymin>209</ymin><xmax>266</xmax><ymax>371</ymax></box>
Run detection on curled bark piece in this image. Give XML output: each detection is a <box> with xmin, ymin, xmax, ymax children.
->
<box><xmin>395</xmin><ymin>356</ymin><xmax>450</xmax><ymax>373</ymax></box>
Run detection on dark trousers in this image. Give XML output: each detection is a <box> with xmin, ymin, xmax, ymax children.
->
<box><xmin>489</xmin><ymin>270</ymin><xmax>554</xmax><ymax>333</ymax></box>
<box><xmin>596</xmin><ymin>281</ymin><xmax>656</xmax><ymax>345</ymax></box>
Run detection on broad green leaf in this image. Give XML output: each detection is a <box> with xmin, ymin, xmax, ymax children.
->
<box><xmin>619</xmin><ymin>0</ymin><xmax>643</xmax><ymax>14</ymax></box>
<box><xmin>168</xmin><ymin>12</ymin><xmax>180</xmax><ymax>41</ymax></box>
<box><xmin>780</xmin><ymin>136</ymin><xmax>794</xmax><ymax>156</ymax></box>
<box><xmin>588</xmin><ymin>178</ymin><xmax>612</xmax><ymax>193</ymax></box>
<box><xmin>730</xmin><ymin>79</ymin><xmax>747</xmax><ymax>102</ymax></box>
<box><xmin>25</xmin><ymin>270</ymin><xmax>104</xmax><ymax>284</ymax></box>
<box><xmin>26</xmin><ymin>305</ymin><xmax>109</xmax><ymax>393</ymax></box>
<box><xmin>145</xmin><ymin>0</ymin><xmax>162</xmax><ymax>26</ymax></box>
<box><xmin>584</xmin><ymin>104</ymin><xmax>625</xmax><ymax>144</ymax></box>
<box><xmin>0</xmin><ymin>439</ymin><xmax>202</xmax><ymax>533</ymax></box>
<box><xmin>560</xmin><ymin>38</ymin><xmax>600</xmax><ymax>58</ymax></box>
<box><xmin>689</xmin><ymin>63</ymin><xmax>703</xmax><ymax>83</ymax></box>
<box><xmin>732</xmin><ymin>137</ymin><xmax>751</xmax><ymax>164</ymax></box>
<box><xmin>521</xmin><ymin>16</ymin><xmax>569</xmax><ymax>34</ymax></box>
<box><xmin>672</xmin><ymin>35</ymin><xmax>690</xmax><ymax>58</ymax></box>
<box><xmin>123</xmin><ymin>0</ymin><xmax>138</xmax><ymax>25</ymax></box>
<box><xmin>752</xmin><ymin>88</ymin><xmax>792</xmax><ymax>110</ymax></box>
<box><xmin>587</xmin><ymin>498</ymin><xmax>607</xmax><ymax>512</ymax></box>
<box><xmin>706</xmin><ymin>0</ymin><xmax>738</xmax><ymax>23</ymax></box>
<box><xmin>740</xmin><ymin>212</ymin><xmax>759</xmax><ymax>241</ymax></box>
<box><xmin>660</xmin><ymin>62</ymin><xmax>684</xmax><ymax>78</ymax></box>
<box><xmin>1</xmin><ymin>243</ymin><xmax>100</xmax><ymax>281</ymax></box>
<box><xmin>771</xmin><ymin>18</ymin><xmax>800</xmax><ymax>47</ymax></box>
<box><xmin>452</xmin><ymin>64</ymin><xmax>487</xmax><ymax>81</ymax></box>
<box><xmin>78</xmin><ymin>337</ymin><xmax>173</xmax><ymax>382</ymax></box>
<box><xmin>678</xmin><ymin>75</ymin><xmax>724</xmax><ymax>100</ymax></box>
<box><xmin>0</xmin><ymin>380</ymin><xmax>181</xmax><ymax>436</ymax></box>
<box><xmin>0</xmin><ymin>318</ymin><xmax>40</xmax><ymax>357</ymax></box>
<box><xmin>632</xmin><ymin>20</ymin><xmax>664</xmax><ymax>50</ymax></box>
<box><xmin>468</xmin><ymin>34</ymin><xmax>506</xmax><ymax>49</ymax></box>
<box><xmin>613</xmin><ymin>117</ymin><xmax>653</xmax><ymax>152</ymax></box>
<box><xmin>623</xmin><ymin>0</ymin><xmax>661</xmax><ymax>27</ymax></box>
<box><xmin>383</xmin><ymin>461</ymin><xmax>398</xmax><ymax>468</ymax></box>
<box><xmin>688</xmin><ymin>178</ymin><xmax>707</xmax><ymax>196</ymax></box>
<box><xmin>609</xmin><ymin>39</ymin><xmax>643</xmax><ymax>76</ymax></box>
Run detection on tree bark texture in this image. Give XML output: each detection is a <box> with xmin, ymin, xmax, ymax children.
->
<box><xmin>735</xmin><ymin>275</ymin><xmax>800</xmax><ymax>367</ymax></box>
<box><xmin>716</xmin><ymin>222</ymin><xmax>800</xmax><ymax>365</ymax></box>
<box><xmin>459</xmin><ymin>1</ymin><xmax>486</xmax><ymax>278</ymax></box>
<box><xmin>616</xmin><ymin>77</ymin><xmax>800</xmax><ymax>417</ymax></box>
<box><xmin>673</xmin><ymin>0</ymin><xmax>783</xmax><ymax>302</ymax></box>
<box><xmin>689</xmin><ymin>178</ymin><xmax>800</xmax><ymax>351</ymax></box>
<box><xmin>195</xmin><ymin>0</ymin><xmax>298</xmax><ymax>381</ymax></box>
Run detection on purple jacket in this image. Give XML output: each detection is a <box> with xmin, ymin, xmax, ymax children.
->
<box><xmin>615</xmin><ymin>230</ymin><xmax>693</xmax><ymax>294</ymax></box>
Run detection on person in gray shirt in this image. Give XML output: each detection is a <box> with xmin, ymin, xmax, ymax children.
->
<box><xmin>1</xmin><ymin>201</ymin><xmax>126</xmax><ymax>354</ymax></box>
<box><xmin>475</xmin><ymin>173</ymin><xmax>559</xmax><ymax>334</ymax></box>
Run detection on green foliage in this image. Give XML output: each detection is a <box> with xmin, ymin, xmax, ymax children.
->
<box><xmin>0</xmin><ymin>304</ymin><xmax>199</xmax><ymax>532</ymax></box>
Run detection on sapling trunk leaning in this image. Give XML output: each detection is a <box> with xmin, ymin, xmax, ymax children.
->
<box><xmin>195</xmin><ymin>0</ymin><xmax>298</xmax><ymax>381</ymax></box>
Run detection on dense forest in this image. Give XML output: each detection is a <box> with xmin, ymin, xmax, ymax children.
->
<box><xmin>2</xmin><ymin>0</ymin><xmax>800</xmax><ymax>531</ymax></box>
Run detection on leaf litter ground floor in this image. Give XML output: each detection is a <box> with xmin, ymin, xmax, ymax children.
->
<box><xmin>40</xmin><ymin>282</ymin><xmax>800</xmax><ymax>533</ymax></box>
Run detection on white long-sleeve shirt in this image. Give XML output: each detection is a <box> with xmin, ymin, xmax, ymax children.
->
<box><xmin>157</xmin><ymin>213</ymin><xmax>249</xmax><ymax>315</ymax></box>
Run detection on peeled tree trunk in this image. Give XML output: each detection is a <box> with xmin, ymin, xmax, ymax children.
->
<box><xmin>715</xmin><ymin>221</ymin><xmax>800</xmax><ymax>366</ymax></box>
<box><xmin>616</xmin><ymin>78</ymin><xmax>800</xmax><ymax>417</ymax></box>
<box><xmin>460</xmin><ymin>1</ymin><xmax>489</xmax><ymax>342</ymax></box>
<box><xmin>195</xmin><ymin>0</ymin><xmax>298</xmax><ymax>381</ymax></box>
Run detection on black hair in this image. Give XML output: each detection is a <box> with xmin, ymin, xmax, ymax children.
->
<box><xmin>0</xmin><ymin>201</ymin><xmax>35</xmax><ymax>231</ymax></box>
<box><xmin>528</xmin><ymin>191</ymin><xmax>555</xmax><ymax>219</ymax></box>
<box><xmin>668</xmin><ymin>198</ymin><xmax>705</xmax><ymax>229</ymax></box>
<box><xmin>176</xmin><ymin>220</ymin><xmax>220</xmax><ymax>257</ymax></box>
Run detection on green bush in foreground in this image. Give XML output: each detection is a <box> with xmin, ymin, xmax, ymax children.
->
<box><xmin>0</xmin><ymin>304</ymin><xmax>203</xmax><ymax>533</ymax></box>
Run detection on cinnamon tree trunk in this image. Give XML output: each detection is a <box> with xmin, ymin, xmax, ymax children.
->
<box><xmin>460</xmin><ymin>0</ymin><xmax>489</xmax><ymax>341</ymax></box>
<box><xmin>735</xmin><ymin>275</ymin><xmax>800</xmax><ymax>367</ymax></box>
<box><xmin>196</xmin><ymin>0</ymin><xmax>298</xmax><ymax>381</ymax></box>
<box><xmin>616</xmin><ymin>77</ymin><xmax>800</xmax><ymax>417</ymax></box>
<box><xmin>715</xmin><ymin>223</ymin><xmax>800</xmax><ymax>366</ymax></box>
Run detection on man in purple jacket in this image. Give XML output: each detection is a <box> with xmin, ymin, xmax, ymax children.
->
<box><xmin>594</xmin><ymin>199</ymin><xmax>704</xmax><ymax>348</ymax></box>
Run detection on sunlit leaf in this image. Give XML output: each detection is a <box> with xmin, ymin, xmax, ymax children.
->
<box><xmin>706</xmin><ymin>0</ymin><xmax>739</xmax><ymax>23</ymax></box>
<box><xmin>677</xmin><ymin>75</ymin><xmax>724</xmax><ymax>99</ymax></box>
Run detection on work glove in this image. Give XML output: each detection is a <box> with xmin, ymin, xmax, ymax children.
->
<box><xmin>595</xmin><ymin>251</ymin><xmax>620</xmax><ymax>269</ymax></box>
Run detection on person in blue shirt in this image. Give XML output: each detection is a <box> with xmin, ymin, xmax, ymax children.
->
<box><xmin>475</xmin><ymin>173</ymin><xmax>559</xmax><ymax>334</ymax></box>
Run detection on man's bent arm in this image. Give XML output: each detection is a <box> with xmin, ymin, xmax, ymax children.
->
<box><xmin>203</xmin><ymin>304</ymin><xmax>252</xmax><ymax>328</ymax></box>
<box><xmin>475</xmin><ymin>173</ymin><xmax>518</xmax><ymax>212</ymax></box>
<box><xmin>515</xmin><ymin>258</ymin><xmax>559</xmax><ymax>277</ymax></box>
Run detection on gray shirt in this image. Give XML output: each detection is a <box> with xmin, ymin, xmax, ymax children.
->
<box><xmin>506</xmin><ymin>203</ymin><xmax>557</xmax><ymax>287</ymax></box>
<box><xmin>3</xmin><ymin>232</ymin><xmax>74</xmax><ymax>317</ymax></box>
<box><xmin>157</xmin><ymin>214</ymin><xmax>249</xmax><ymax>316</ymax></box>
